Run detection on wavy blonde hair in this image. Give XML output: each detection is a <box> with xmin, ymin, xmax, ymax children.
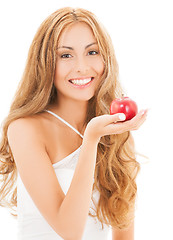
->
<box><xmin>0</xmin><ymin>7</ymin><xmax>140</xmax><ymax>230</ymax></box>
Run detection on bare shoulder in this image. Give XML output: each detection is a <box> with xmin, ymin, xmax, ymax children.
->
<box><xmin>7</xmin><ymin>111</ymin><xmax>73</xmax><ymax>166</ymax></box>
<box><xmin>7</xmin><ymin>114</ymin><xmax>66</xmax><ymax>236</ymax></box>
<box><xmin>7</xmin><ymin>113</ymin><xmax>48</xmax><ymax>145</ymax></box>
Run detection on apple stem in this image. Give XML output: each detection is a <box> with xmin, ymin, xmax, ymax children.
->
<box><xmin>122</xmin><ymin>93</ymin><xmax>125</xmax><ymax>99</ymax></box>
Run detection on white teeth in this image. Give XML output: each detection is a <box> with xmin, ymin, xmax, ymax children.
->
<box><xmin>70</xmin><ymin>78</ymin><xmax>92</xmax><ymax>85</ymax></box>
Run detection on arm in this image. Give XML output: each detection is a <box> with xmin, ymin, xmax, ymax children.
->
<box><xmin>56</xmin><ymin>132</ymin><xmax>98</xmax><ymax>239</ymax></box>
<box><xmin>7</xmin><ymin>118</ymin><xmax>98</xmax><ymax>240</ymax></box>
<box><xmin>8</xmin><ymin>111</ymin><xmax>146</xmax><ymax>240</ymax></box>
<box><xmin>112</xmin><ymin>222</ymin><xmax>134</xmax><ymax>240</ymax></box>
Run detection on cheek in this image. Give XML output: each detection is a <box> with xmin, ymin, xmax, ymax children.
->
<box><xmin>54</xmin><ymin>61</ymin><xmax>71</xmax><ymax>81</ymax></box>
<box><xmin>99</xmin><ymin>60</ymin><xmax>105</xmax><ymax>75</ymax></box>
<box><xmin>90</xmin><ymin>58</ymin><xmax>105</xmax><ymax>75</ymax></box>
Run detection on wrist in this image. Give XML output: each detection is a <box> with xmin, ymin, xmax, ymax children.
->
<box><xmin>83</xmin><ymin>130</ymin><xmax>100</xmax><ymax>146</ymax></box>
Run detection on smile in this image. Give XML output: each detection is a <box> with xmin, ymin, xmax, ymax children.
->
<box><xmin>69</xmin><ymin>77</ymin><xmax>94</xmax><ymax>86</ymax></box>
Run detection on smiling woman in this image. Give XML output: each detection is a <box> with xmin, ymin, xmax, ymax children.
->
<box><xmin>54</xmin><ymin>22</ymin><xmax>104</xmax><ymax>99</ymax></box>
<box><xmin>0</xmin><ymin>7</ymin><xmax>147</xmax><ymax>240</ymax></box>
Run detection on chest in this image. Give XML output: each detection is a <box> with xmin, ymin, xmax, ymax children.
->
<box><xmin>43</xmin><ymin>122</ymin><xmax>83</xmax><ymax>165</ymax></box>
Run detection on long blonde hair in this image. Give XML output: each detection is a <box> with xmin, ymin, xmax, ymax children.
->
<box><xmin>0</xmin><ymin>7</ymin><xmax>140</xmax><ymax>230</ymax></box>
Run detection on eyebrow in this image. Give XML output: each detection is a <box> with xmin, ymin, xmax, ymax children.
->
<box><xmin>57</xmin><ymin>42</ymin><xmax>98</xmax><ymax>50</ymax></box>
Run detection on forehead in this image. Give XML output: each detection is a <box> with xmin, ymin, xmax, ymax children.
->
<box><xmin>58</xmin><ymin>22</ymin><xmax>97</xmax><ymax>47</ymax></box>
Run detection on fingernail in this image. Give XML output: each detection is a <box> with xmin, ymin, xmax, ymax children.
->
<box><xmin>119</xmin><ymin>113</ymin><xmax>126</xmax><ymax>120</ymax></box>
<box><xmin>141</xmin><ymin>109</ymin><xmax>149</xmax><ymax>115</ymax></box>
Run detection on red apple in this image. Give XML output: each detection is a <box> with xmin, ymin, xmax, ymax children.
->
<box><xmin>110</xmin><ymin>95</ymin><xmax>138</xmax><ymax>121</ymax></box>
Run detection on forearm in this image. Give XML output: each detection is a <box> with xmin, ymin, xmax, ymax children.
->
<box><xmin>112</xmin><ymin>222</ymin><xmax>134</xmax><ymax>240</ymax></box>
<box><xmin>57</xmin><ymin>135</ymin><xmax>98</xmax><ymax>239</ymax></box>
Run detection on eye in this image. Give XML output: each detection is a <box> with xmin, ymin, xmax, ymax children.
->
<box><xmin>60</xmin><ymin>53</ymin><xmax>72</xmax><ymax>58</ymax></box>
<box><xmin>88</xmin><ymin>50</ymin><xmax>98</xmax><ymax>56</ymax></box>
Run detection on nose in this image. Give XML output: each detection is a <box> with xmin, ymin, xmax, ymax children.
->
<box><xmin>75</xmin><ymin>56</ymin><xmax>89</xmax><ymax>74</ymax></box>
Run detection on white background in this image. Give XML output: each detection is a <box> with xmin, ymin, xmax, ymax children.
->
<box><xmin>0</xmin><ymin>0</ymin><xmax>172</xmax><ymax>239</ymax></box>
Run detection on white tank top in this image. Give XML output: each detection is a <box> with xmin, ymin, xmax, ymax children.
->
<box><xmin>17</xmin><ymin>110</ymin><xmax>110</xmax><ymax>240</ymax></box>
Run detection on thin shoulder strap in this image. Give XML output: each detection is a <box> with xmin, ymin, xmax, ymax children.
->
<box><xmin>44</xmin><ymin>110</ymin><xmax>84</xmax><ymax>139</ymax></box>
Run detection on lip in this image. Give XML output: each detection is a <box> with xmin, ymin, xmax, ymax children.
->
<box><xmin>68</xmin><ymin>77</ymin><xmax>95</xmax><ymax>89</ymax></box>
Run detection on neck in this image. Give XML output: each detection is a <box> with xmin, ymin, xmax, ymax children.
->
<box><xmin>48</xmin><ymin>97</ymin><xmax>88</xmax><ymax>133</ymax></box>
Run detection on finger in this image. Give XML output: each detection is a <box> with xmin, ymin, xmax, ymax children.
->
<box><xmin>96</xmin><ymin>113</ymin><xmax>126</xmax><ymax>127</ymax></box>
<box><xmin>126</xmin><ymin>109</ymin><xmax>148</xmax><ymax>130</ymax></box>
<box><xmin>131</xmin><ymin>114</ymin><xmax>147</xmax><ymax>130</ymax></box>
<box><xmin>131</xmin><ymin>109</ymin><xmax>145</xmax><ymax>120</ymax></box>
<box><xmin>112</xmin><ymin>113</ymin><xmax>126</xmax><ymax>123</ymax></box>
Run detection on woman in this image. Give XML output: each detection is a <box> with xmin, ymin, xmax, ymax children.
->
<box><xmin>0</xmin><ymin>7</ymin><xmax>148</xmax><ymax>240</ymax></box>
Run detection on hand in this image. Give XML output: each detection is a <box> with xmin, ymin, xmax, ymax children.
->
<box><xmin>84</xmin><ymin>109</ymin><xmax>148</xmax><ymax>143</ymax></box>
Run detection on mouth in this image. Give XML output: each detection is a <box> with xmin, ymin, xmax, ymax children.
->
<box><xmin>68</xmin><ymin>77</ymin><xmax>94</xmax><ymax>87</ymax></box>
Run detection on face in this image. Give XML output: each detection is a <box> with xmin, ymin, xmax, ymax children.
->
<box><xmin>54</xmin><ymin>22</ymin><xmax>105</xmax><ymax>102</ymax></box>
